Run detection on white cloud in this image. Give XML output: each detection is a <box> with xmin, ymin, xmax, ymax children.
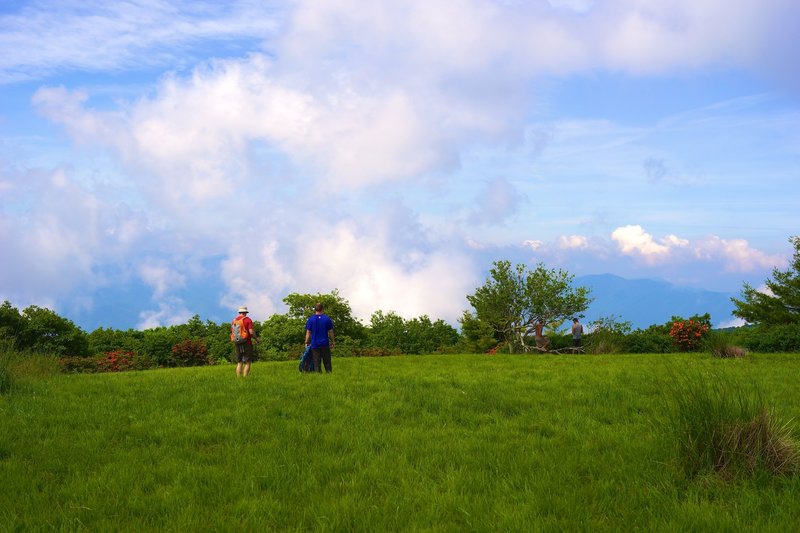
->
<box><xmin>139</xmin><ymin>261</ymin><xmax>186</xmax><ymax>298</ymax></box>
<box><xmin>7</xmin><ymin>0</ymin><xmax>799</xmax><ymax>329</ymax></box>
<box><xmin>465</xmin><ymin>238</ymin><xmax>487</xmax><ymax>251</ymax></box>
<box><xmin>0</xmin><ymin>166</ymin><xmax>148</xmax><ymax>301</ymax></box>
<box><xmin>756</xmin><ymin>284</ymin><xmax>776</xmax><ymax>297</ymax></box>
<box><xmin>137</xmin><ymin>299</ymin><xmax>194</xmax><ymax>330</ymax></box>
<box><xmin>693</xmin><ymin>236</ymin><xmax>785</xmax><ymax>272</ymax></box>
<box><xmin>717</xmin><ymin>317</ymin><xmax>747</xmax><ymax>329</ymax></box>
<box><xmin>523</xmin><ymin>239</ymin><xmax>544</xmax><ymax>251</ymax></box>
<box><xmin>220</xmin><ymin>240</ymin><xmax>294</xmax><ymax>318</ymax></box>
<box><xmin>292</xmin><ymin>221</ymin><xmax>476</xmax><ymax>323</ymax></box>
<box><xmin>611</xmin><ymin>225</ymin><xmax>687</xmax><ymax>262</ymax></box>
<box><xmin>558</xmin><ymin>235</ymin><xmax>589</xmax><ymax>250</ymax></box>
<box><xmin>219</xmin><ymin>217</ymin><xmax>477</xmax><ymax>324</ymax></box>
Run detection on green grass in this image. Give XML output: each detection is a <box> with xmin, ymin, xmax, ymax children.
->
<box><xmin>2</xmin><ymin>353</ymin><xmax>800</xmax><ymax>531</ymax></box>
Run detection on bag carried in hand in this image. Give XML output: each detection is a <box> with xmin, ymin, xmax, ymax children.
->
<box><xmin>299</xmin><ymin>345</ymin><xmax>316</xmax><ymax>372</ymax></box>
<box><xmin>230</xmin><ymin>317</ymin><xmax>250</xmax><ymax>345</ymax></box>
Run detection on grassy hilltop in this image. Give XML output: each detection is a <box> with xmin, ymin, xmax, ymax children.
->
<box><xmin>2</xmin><ymin>353</ymin><xmax>800</xmax><ymax>531</ymax></box>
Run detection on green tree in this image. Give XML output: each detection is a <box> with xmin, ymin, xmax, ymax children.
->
<box><xmin>466</xmin><ymin>260</ymin><xmax>592</xmax><ymax>353</ymax></box>
<box><xmin>87</xmin><ymin>327</ymin><xmax>144</xmax><ymax>355</ymax></box>
<box><xmin>259</xmin><ymin>313</ymin><xmax>306</xmax><ymax>353</ymax></box>
<box><xmin>368</xmin><ymin>311</ymin><xmax>459</xmax><ymax>354</ymax></box>
<box><xmin>732</xmin><ymin>236</ymin><xmax>800</xmax><ymax>325</ymax></box>
<box><xmin>204</xmin><ymin>320</ymin><xmax>236</xmax><ymax>363</ymax></box>
<box><xmin>0</xmin><ymin>301</ymin><xmax>25</xmax><ymax>350</ymax></box>
<box><xmin>458</xmin><ymin>310</ymin><xmax>499</xmax><ymax>353</ymax></box>
<box><xmin>368</xmin><ymin>311</ymin><xmax>406</xmax><ymax>351</ymax></box>
<box><xmin>139</xmin><ymin>327</ymin><xmax>182</xmax><ymax>366</ymax></box>
<box><xmin>283</xmin><ymin>289</ymin><xmax>366</xmax><ymax>341</ymax></box>
<box><xmin>20</xmin><ymin>305</ymin><xmax>89</xmax><ymax>356</ymax></box>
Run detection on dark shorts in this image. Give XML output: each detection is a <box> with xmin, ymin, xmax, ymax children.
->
<box><xmin>235</xmin><ymin>342</ymin><xmax>254</xmax><ymax>363</ymax></box>
<box><xmin>573</xmin><ymin>338</ymin><xmax>582</xmax><ymax>347</ymax></box>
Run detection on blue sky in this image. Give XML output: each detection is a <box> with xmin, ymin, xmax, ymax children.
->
<box><xmin>1</xmin><ymin>0</ymin><xmax>798</xmax><ymax>330</ymax></box>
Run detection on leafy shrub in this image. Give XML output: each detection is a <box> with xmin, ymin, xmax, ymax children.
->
<box><xmin>623</xmin><ymin>330</ymin><xmax>675</xmax><ymax>353</ymax></box>
<box><xmin>368</xmin><ymin>311</ymin><xmax>459</xmax><ymax>354</ymax></box>
<box><xmin>544</xmin><ymin>333</ymin><xmax>572</xmax><ymax>352</ymax></box>
<box><xmin>59</xmin><ymin>355</ymin><xmax>98</xmax><ymax>373</ymax></box>
<box><xmin>735</xmin><ymin>324</ymin><xmax>800</xmax><ymax>353</ymax></box>
<box><xmin>170</xmin><ymin>339</ymin><xmax>209</xmax><ymax>367</ymax></box>
<box><xmin>257</xmin><ymin>344</ymin><xmax>297</xmax><ymax>362</ymax></box>
<box><xmin>586</xmin><ymin>315</ymin><xmax>632</xmax><ymax>354</ymax></box>
<box><xmin>667</xmin><ymin>372</ymin><xmax>799</xmax><ymax>479</ymax></box>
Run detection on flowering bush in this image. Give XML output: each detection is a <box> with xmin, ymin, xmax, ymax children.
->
<box><xmin>669</xmin><ymin>318</ymin><xmax>710</xmax><ymax>351</ymax></box>
<box><xmin>170</xmin><ymin>339</ymin><xmax>209</xmax><ymax>367</ymax></box>
<box><xmin>96</xmin><ymin>350</ymin><xmax>136</xmax><ymax>372</ymax></box>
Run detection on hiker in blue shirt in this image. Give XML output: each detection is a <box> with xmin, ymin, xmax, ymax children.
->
<box><xmin>305</xmin><ymin>303</ymin><xmax>335</xmax><ymax>373</ymax></box>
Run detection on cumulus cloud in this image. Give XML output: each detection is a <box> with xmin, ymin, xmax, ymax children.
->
<box><xmin>7</xmin><ymin>0</ymin><xmax>799</xmax><ymax>328</ymax></box>
<box><xmin>717</xmin><ymin>317</ymin><xmax>747</xmax><ymax>329</ymax></box>
<box><xmin>558</xmin><ymin>235</ymin><xmax>589</xmax><ymax>250</ymax></box>
<box><xmin>0</xmin><ymin>166</ymin><xmax>147</xmax><ymax>299</ymax></box>
<box><xmin>297</xmin><ymin>222</ymin><xmax>476</xmax><ymax>322</ymax></box>
<box><xmin>137</xmin><ymin>299</ymin><xmax>194</xmax><ymax>330</ymax></box>
<box><xmin>523</xmin><ymin>239</ymin><xmax>544</xmax><ymax>251</ymax></box>
<box><xmin>220</xmin><ymin>239</ymin><xmax>294</xmax><ymax>318</ymax></box>
<box><xmin>139</xmin><ymin>261</ymin><xmax>186</xmax><ymax>298</ymax></box>
<box><xmin>693</xmin><ymin>236</ymin><xmax>786</xmax><ymax>272</ymax></box>
<box><xmin>611</xmin><ymin>225</ymin><xmax>687</xmax><ymax>262</ymax></box>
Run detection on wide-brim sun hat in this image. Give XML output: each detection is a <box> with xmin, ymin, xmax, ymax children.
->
<box><xmin>238</xmin><ymin>306</ymin><xmax>248</xmax><ymax>313</ymax></box>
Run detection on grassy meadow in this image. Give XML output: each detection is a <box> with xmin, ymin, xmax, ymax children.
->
<box><xmin>2</xmin><ymin>353</ymin><xmax>800</xmax><ymax>531</ymax></box>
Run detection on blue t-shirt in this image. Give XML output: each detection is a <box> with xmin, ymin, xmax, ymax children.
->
<box><xmin>306</xmin><ymin>314</ymin><xmax>334</xmax><ymax>348</ymax></box>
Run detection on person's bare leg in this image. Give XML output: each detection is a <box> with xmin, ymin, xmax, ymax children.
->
<box><xmin>236</xmin><ymin>362</ymin><xmax>243</xmax><ymax>377</ymax></box>
<box><xmin>243</xmin><ymin>362</ymin><xmax>251</xmax><ymax>377</ymax></box>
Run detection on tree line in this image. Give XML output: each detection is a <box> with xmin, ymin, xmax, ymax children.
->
<box><xmin>2</xmin><ymin>235</ymin><xmax>799</xmax><ymax>371</ymax></box>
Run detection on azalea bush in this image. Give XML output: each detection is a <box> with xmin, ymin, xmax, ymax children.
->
<box><xmin>96</xmin><ymin>350</ymin><xmax>137</xmax><ymax>372</ymax></box>
<box><xmin>170</xmin><ymin>339</ymin><xmax>209</xmax><ymax>367</ymax></box>
<box><xmin>669</xmin><ymin>315</ymin><xmax>711</xmax><ymax>351</ymax></box>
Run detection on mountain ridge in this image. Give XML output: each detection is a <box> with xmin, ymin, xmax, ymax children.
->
<box><xmin>575</xmin><ymin>273</ymin><xmax>738</xmax><ymax>329</ymax></box>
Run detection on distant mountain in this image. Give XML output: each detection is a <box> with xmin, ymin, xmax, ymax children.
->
<box><xmin>575</xmin><ymin>274</ymin><xmax>738</xmax><ymax>330</ymax></box>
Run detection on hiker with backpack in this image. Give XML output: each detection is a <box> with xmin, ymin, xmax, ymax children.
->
<box><xmin>231</xmin><ymin>306</ymin><xmax>258</xmax><ymax>377</ymax></box>
<box><xmin>304</xmin><ymin>303</ymin><xmax>335</xmax><ymax>373</ymax></box>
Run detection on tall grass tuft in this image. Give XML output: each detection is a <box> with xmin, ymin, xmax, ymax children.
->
<box><xmin>0</xmin><ymin>340</ymin><xmax>59</xmax><ymax>394</ymax></box>
<box><xmin>0</xmin><ymin>347</ymin><xmax>13</xmax><ymax>394</ymax></box>
<box><xmin>668</xmin><ymin>371</ymin><xmax>799</xmax><ymax>479</ymax></box>
<box><xmin>705</xmin><ymin>332</ymin><xmax>748</xmax><ymax>359</ymax></box>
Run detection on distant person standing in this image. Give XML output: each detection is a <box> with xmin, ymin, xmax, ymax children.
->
<box><xmin>534</xmin><ymin>319</ymin><xmax>549</xmax><ymax>351</ymax></box>
<box><xmin>231</xmin><ymin>306</ymin><xmax>258</xmax><ymax>377</ymax></box>
<box><xmin>305</xmin><ymin>303</ymin><xmax>335</xmax><ymax>373</ymax></box>
<box><xmin>571</xmin><ymin>318</ymin><xmax>584</xmax><ymax>352</ymax></box>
